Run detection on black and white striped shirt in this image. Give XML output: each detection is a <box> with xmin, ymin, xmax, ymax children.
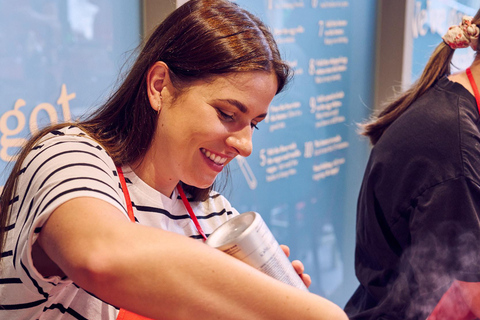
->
<box><xmin>0</xmin><ymin>126</ymin><xmax>238</xmax><ymax>319</ymax></box>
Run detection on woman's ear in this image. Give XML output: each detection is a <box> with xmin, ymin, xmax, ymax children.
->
<box><xmin>146</xmin><ymin>61</ymin><xmax>171</xmax><ymax>113</ymax></box>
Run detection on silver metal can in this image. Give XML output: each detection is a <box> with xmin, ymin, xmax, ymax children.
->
<box><xmin>206</xmin><ymin>211</ymin><xmax>308</xmax><ymax>291</ymax></box>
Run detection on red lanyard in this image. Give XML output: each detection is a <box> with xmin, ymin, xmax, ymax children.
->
<box><xmin>466</xmin><ymin>68</ymin><xmax>480</xmax><ymax>115</ymax></box>
<box><xmin>117</xmin><ymin>166</ymin><xmax>135</xmax><ymax>222</ymax></box>
<box><xmin>116</xmin><ymin>166</ymin><xmax>207</xmax><ymax>241</ymax></box>
<box><xmin>176</xmin><ymin>185</ymin><xmax>208</xmax><ymax>241</ymax></box>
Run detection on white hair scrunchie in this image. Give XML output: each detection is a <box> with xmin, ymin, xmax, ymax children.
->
<box><xmin>442</xmin><ymin>15</ymin><xmax>479</xmax><ymax>50</ymax></box>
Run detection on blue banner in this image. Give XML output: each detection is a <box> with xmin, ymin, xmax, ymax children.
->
<box><xmin>226</xmin><ymin>0</ymin><xmax>376</xmax><ymax>305</ymax></box>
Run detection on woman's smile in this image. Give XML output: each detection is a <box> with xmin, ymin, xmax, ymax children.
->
<box><xmin>200</xmin><ymin>148</ymin><xmax>228</xmax><ymax>167</ymax></box>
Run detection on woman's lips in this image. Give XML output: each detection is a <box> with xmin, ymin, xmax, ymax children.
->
<box><xmin>200</xmin><ymin>148</ymin><xmax>228</xmax><ymax>165</ymax></box>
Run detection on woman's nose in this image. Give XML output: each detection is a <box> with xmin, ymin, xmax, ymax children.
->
<box><xmin>226</xmin><ymin>126</ymin><xmax>253</xmax><ymax>157</ymax></box>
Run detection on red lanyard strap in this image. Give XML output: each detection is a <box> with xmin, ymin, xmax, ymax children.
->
<box><xmin>116</xmin><ymin>166</ymin><xmax>207</xmax><ymax>241</ymax></box>
<box><xmin>116</xmin><ymin>167</ymin><xmax>154</xmax><ymax>320</ymax></box>
<box><xmin>177</xmin><ymin>184</ymin><xmax>208</xmax><ymax>242</ymax></box>
<box><xmin>117</xmin><ymin>166</ymin><xmax>135</xmax><ymax>222</ymax></box>
<box><xmin>117</xmin><ymin>309</ymin><xmax>153</xmax><ymax>320</ymax></box>
<box><xmin>466</xmin><ymin>68</ymin><xmax>480</xmax><ymax>115</ymax></box>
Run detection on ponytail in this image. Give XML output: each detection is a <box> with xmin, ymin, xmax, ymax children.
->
<box><xmin>362</xmin><ymin>11</ymin><xmax>480</xmax><ymax>145</ymax></box>
<box><xmin>362</xmin><ymin>43</ymin><xmax>454</xmax><ymax>145</ymax></box>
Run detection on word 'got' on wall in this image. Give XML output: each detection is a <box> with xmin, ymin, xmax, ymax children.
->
<box><xmin>1</xmin><ymin>85</ymin><xmax>75</xmax><ymax>162</ymax></box>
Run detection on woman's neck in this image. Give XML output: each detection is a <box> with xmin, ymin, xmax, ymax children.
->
<box><xmin>130</xmin><ymin>157</ymin><xmax>178</xmax><ymax>197</ymax></box>
<box><xmin>448</xmin><ymin>61</ymin><xmax>480</xmax><ymax>95</ymax></box>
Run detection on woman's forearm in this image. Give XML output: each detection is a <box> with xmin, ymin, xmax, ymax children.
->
<box><xmin>38</xmin><ymin>197</ymin><xmax>348</xmax><ymax>320</ymax></box>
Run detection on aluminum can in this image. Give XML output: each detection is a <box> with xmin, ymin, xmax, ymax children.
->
<box><xmin>206</xmin><ymin>211</ymin><xmax>308</xmax><ymax>291</ymax></box>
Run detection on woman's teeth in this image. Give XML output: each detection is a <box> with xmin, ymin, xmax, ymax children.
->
<box><xmin>201</xmin><ymin>148</ymin><xmax>227</xmax><ymax>165</ymax></box>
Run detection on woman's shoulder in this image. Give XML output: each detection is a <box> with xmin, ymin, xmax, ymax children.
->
<box><xmin>39</xmin><ymin>125</ymin><xmax>94</xmax><ymax>143</ymax></box>
<box><xmin>23</xmin><ymin>125</ymin><xmax>115</xmax><ymax>176</ymax></box>
<box><xmin>35</xmin><ymin>125</ymin><xmax>110</xmax><ymax>157</ymax></box>
<box><xmin>380</xmin><ymin>76</ymin><xmax>476</xmax><ymax>147</ymax></box>
<box><xmin>435</xmin><ymin>73</ymin><xmax>476</xmax><ymax>107</ymax></box>
<box><xmin>447</xmin><ymin>71</ymin><xmax>473</xmax><ymax>95</ymax></box>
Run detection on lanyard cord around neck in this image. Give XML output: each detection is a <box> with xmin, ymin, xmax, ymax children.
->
<box><xmin>116</xmin><ymin>166</ymin><xmax>208</xmax><ymax>242</ymax></box>
<box><xmin>176</xmin><ymin>185</ymin><xmax>208</xmax><ymax>241</ymax></box>
<box><xmin>466</xmin><ymin>68</ymin><xmax>480</xmax><ymax>115</ymax></box>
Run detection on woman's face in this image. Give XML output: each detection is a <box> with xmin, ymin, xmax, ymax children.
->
<box><xmin>145</xmin><ymin>71</ymin><xmax>278</xmax><ymax>195</ymax></box>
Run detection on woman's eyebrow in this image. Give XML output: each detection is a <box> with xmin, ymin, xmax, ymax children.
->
<box><xmin>215</xmin><ymin>99</ymin><xmax>248</xmax><ymax>113</ymax></box>
<box><xmin>215</xmin><ymin>99</ymin><xmax>268</xmax><ymax>118</ymax></box>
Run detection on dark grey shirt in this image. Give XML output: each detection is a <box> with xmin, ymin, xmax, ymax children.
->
<box><xmin>345</xmin><ymin>77</ymin><xmax>480</xmax><ymax>320</ymax></box>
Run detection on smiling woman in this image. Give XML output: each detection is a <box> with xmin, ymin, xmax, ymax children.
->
<box><xmin>134</xmin><ymin>65</ymin><xmax>277</xmax><ymax>195</ymax></box>
<box><xmin>0</xmin><ymin>0</ymin><xmax>348</xmax><ymax>319</ymax></box>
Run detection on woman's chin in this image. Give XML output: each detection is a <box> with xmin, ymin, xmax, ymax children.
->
<box><xmin>183</xmin><ymin>179</ymin><xmax>215</xmax><ymax>189</ymax></box>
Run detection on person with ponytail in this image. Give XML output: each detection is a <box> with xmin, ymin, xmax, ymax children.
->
<box><xmin>345</xmin><ymin>11</ymin><xmax>480</xmax><ymax>320</ymax></box>
<box><xmin>0</xmin><ymin>1</ymin><xmax>348</xmax><ymax>319</ymax></box>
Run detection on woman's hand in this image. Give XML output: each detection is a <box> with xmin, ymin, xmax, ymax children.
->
<box><xmin>280</xmin><ymin>244</ymin><xmax>312</xmax><ymax>288</ymax></box>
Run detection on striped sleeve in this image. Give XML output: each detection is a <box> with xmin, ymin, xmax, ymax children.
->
<box><xmin>8</xmin><ymin>127</ymin><xmax>128</xmax><ymax>296</ymax></box>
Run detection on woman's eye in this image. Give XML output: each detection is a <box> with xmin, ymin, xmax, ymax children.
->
<box><xmin>216</xmin><ymin>107</ymin><xmax>260</xmax><ymax>130</ymax></box>
<box><xmin>217</xmin><ymin>109</ymin><xmax>234</xmax><ymax>121</ymax></box>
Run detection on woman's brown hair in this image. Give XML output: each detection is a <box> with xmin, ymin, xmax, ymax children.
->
<box><xmin>362</xmin><ymin>10</ymin><xmax>480</xmax><ymax>145</ymax></box>
<box><xmin>0</xmin><ymin>0</ymin><xmax>291</xmax><ymax>256</ymax></box>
